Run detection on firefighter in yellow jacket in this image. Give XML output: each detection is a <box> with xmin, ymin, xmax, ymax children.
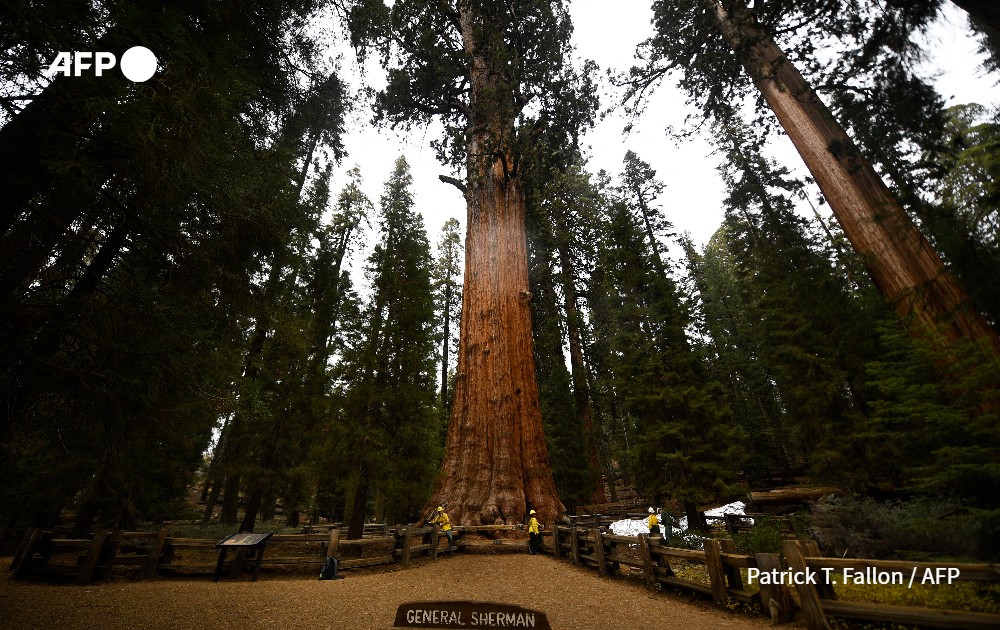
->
<box><xmin>647</xmin><ymin>507</ymin><xmax>661</xmax><ymax>536</ymax></box>
<box><xmin>428</xmin><ymin>506</ymin><xmax>455</xmax><ymax>556</ymax></box>
<box><xmin>527</xmin><ymin>509</ymin><xmax>541</xmax><ymax>555</ymax></box>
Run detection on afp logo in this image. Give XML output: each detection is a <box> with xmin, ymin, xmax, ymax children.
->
<box><xmin>48</xmin><ymin>46</ymin><xmax>158</xmax><ymax>82</ymax></box>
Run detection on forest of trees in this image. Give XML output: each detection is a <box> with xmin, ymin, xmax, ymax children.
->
<box><xmin>1</xmin><ymin>1</ymin><xmax>998</xmax><ymax>556</ymax></box>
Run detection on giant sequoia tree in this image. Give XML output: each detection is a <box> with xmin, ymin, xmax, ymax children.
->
<box><xmin>347</xmin><ymin>0</ymin><xmax>593</xmax><ymax>524</ymax></box>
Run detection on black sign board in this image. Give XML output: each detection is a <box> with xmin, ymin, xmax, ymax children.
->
<box><xmin>213</xmin><ymin>531</ymin><xmax>273</xmax><ymax>581</ymax></box>
<box><xmin>217</xmin><ymin>532</ymin><xmax>272</xmax><ymax>547</ymax></box>
<box><xmin>394</xmin><ymin>601</ymin><xmax>551</xmax><ymax>629</ymax></box>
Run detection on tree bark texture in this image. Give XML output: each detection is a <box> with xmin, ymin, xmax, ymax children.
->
<box><xmin>429</xmin><ymin>3</ymin><xmax>563</xmax><ymax>526</ymax></box>
<box><xmin>711</xmin><ymin>0</ymin><xmax>1000</xmax><ymax>358</ymax></box>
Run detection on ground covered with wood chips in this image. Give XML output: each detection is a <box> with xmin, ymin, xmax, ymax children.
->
<box><xmin>1</xmin><ymin>552</ymin><xmax>775</xmax><ymax>629</ymax></box>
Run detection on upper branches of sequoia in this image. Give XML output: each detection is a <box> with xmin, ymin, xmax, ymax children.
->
<box><xmin>346</xmin><ymin>0</ymin><xmax>597</xmax><ymax>174</ymax></box>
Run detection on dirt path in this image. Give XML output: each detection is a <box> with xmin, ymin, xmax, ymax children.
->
<box><xmin>0</xmin><ymin>553</ymin><xmax>774</xmax><ymax>629</ymax></box>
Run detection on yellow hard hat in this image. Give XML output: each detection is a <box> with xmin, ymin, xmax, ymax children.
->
<box><xmin>530</xmin><ymin>509</ymin><xmax>536</xmax><ymax>514</ymax></box>
<box><xmin>437</xmin><ymin>506</ymin><xmax>443</xmax><ymax>511</ymax></box>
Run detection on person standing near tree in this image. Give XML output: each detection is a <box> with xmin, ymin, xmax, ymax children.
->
<box><xmin>647</xmin><ymin>507</ymin><xmax>660</xmax><ymax>536</ymax></box>
<box><xmin>428</xmin><ymin>506</ymin><xmax>455</xmax><ymax>556</ymax></box>
<box><xmin>527</xmin><ymin>510</ymin><xmax>541</xmax><ymax>555</ymax></box>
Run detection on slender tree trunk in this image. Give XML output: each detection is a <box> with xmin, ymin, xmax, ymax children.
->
<box><xmin>220</xmin><ymin>475</ymin><xmax>240</xmax><ymax>524</ymax></box>
<box><xmin>203</xmin><ymin>481</ymin><xmax>222</xmax><ymax>524</ymax></box>
<box><xmin>637</xmin><ymin>198</ymin><xmax>667</xmax><ymax>280</ymax></box>
<box><xmin>347</xmin><ymin>461</ymin><xmax>370</xmax><ymax>540</ymax></box>
<box><xmin>429</xmin><ymin>4</ymin><xmax>563</xmax><ymax>526</ymax></box>
<box><xmin>710</xmin><ymin>0</ymin><xmax>1000</xmax><ymax>359</ymax></box>
<box><xmin>554</xmin><ymin>213</ymin><xmax>606</xmax><ymax>504</ymax></box>
<box><xmin>239</xmin><ymin>488</ymin><xmax>261</xmax><ymax>532</ymax></box>
<box><xmin>441</xmin><ymin>280</ymin><xmax>452</xmax><ymax>407</ymax></box>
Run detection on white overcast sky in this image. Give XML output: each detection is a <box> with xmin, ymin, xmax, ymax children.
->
<box><xmin>327</xmin><ymin>1</ymin><xmax>997</xmax><ymax>258</ymax></box>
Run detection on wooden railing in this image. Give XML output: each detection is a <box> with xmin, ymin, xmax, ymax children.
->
<box><xmin>782</xmin><ymin>539</ymin><xmax>1000</xmax><ymax>630</ymax></box>
<box><xmin>7</xmin><ymin>525</ymin><xmax>401</xmax><ymax>582</ymax></box>
<box><xmin>546</xmin><ymin>523</ymin><xmax>1000</xmax><ymax>629</ymax></box>
<box><xmin>8</xmin><ymin>520</ymin><xmax>999</xmax><ymax>629</ymax></box>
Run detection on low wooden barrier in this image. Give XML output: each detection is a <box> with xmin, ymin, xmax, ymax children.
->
<box><xmin>10</xmin><ymin>520</ymin><xmax>998</xmax><ymax>630</ymax></box>
<box><xmin>8</xmin><ymin>526</ymin><xmax>400</xmax><ymax>582</ymax></box>
<box><xmin>547</xmin><ymin>525</ymin><xmax>788</xmax><ymax>619</ymax></box>
<box><xmin>546</xmin><ymin>523</ymin><xmax>1000</xmax><ymax>628</ymax></box>
<box><xmin>782</xmin><ymin>539</ymin><xmax>1000</xmax><ymax>630</ymax></box>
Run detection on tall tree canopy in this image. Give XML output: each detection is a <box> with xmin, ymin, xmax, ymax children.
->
<box><xmin>620</xmin><ymin>0</ymin><xmax>1000</xmax><ymax>370</ymax></box>
<box><xmin>0</xmin><ymin>0</ymin><xmax>348</xmax><ymax>530</ymax></box>
<box><xmin>347</xmin><ymin>0</ymin><xmax>596</xmax><ymax>525</ymax></box>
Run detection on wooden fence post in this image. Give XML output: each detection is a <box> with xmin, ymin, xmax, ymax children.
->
<box><xmin>79</xmin><ymin>530</ymin><xmax>109</xmax><ymax>584</ymax></box>
<box><xmin>570</xmin><ymin>526</ymin><xmax>581</xmax><ymax>565</ymax></box>
<box><xmin>552</xmin><ymin>527</ymin><xmax>562</xmax><ymax>559</ymax></box>
<box><xmin>782</xmin><ymin>539</ymin><xmax>831</xmax><ymax>630</ymax></box>
<box><xmin>718</xmin><ymin>538</ymin><xmax>744</xmax><ymax>590</ymax></box>
<box><xmin>703</xmin><ymin>538</ymin><xmax>729</xmax><ymax>608</ymax></box>
<box><xmin>638</xmin><ymin>534</ymin><xmax>656</xmax><ymax>589</ymax></box>
<box><xmin>98</xmin><ymin>529</ymin><xmax>123</xmax><ymax>581</ymax></box>
<box><xmin>429</xmin><ymin>526</ymin><xmax>438</xmax><ymax>560</ymax></box>
<box><xmin>10</xmin><ymin>527</ymin><xmax>43</xmax><ymax>577</ymax></box>
<box><xmin>327</xmin><ymin>528</ymin><xmax>340</xmax><ymax>559</ymax></box>
<box><xmin>755</xmin><ymin>552</ymin><xmax>796</xmax><ymax>624</ymax></box>
<box><xmin>400</xmin><ymin>526</ymin><xmax>412</xmax><ymax>567</ymax></box>
<box><xmin>593</xmin><ymin>528</ymin><xmax>607</xmax><ymax>575</ymax></box>
<box><xmin>144</xmin><ymin>529</ymin><xmax>168</xmax><ymax>579</ymax></box>
<box><xmin>802</xmin><ymin>540</ymin><xmax>837</xmax><ymax>600</ymax></box>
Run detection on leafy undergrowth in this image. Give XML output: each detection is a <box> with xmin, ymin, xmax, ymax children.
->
<box><xmin>832</xmin><ymin>578</ymin><xmax>1000</xmax><ymax>614</ymax></box>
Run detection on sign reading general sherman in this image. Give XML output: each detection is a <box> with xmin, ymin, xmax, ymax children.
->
<box><xmin>394</xmin><ymin>602</ymin><xmax>551</xmax><ymax>629</ymax></box>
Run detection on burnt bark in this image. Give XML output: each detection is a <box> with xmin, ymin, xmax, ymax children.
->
<box><xmin>710</xmin><ymin>0</ymin><xmax>1000</xmax><ymax>359</ymax></box>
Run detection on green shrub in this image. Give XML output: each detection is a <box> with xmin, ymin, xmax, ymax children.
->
<box><xmin>808</xmin><ymin>496</ymin><xmax>984</xmax><ymax>560</ymax></box>
<box><xmin>732</xmin><ymin>516</ymin><xmax>784</xmax><ymax>555</ymax></box>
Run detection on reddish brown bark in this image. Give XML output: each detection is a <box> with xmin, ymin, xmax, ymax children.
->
<box><xmin>710</xmin><ymin>0</ymin><xmax>1000</xmax><ymax>359</ymax></box>
<box><xmin>428</xmin><ymin>4</ymin><xmax>563</xmax><ymax>526</ymax></box>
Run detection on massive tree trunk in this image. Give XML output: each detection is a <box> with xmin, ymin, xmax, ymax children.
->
<box><xmin>710</xmin><ymin>0</ymin><xmax>1000</xmax><ymax>359</ymax></box>
<box><xmin>429</xmin><ymin>4</ymin><xmax>563</xmax><ymax>526</ymax></box>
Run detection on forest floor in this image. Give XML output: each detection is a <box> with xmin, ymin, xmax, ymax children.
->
<box><xmin>0</xmin><ymin>551</ymin><xmax>778</xmax><ymax>629</ymax></box>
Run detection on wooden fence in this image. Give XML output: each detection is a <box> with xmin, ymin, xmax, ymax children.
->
<box><xmin>546</xmin><ymin>522</ymin><xmax>1000</xmax><ymax>630</ymax></box>
<box><xmin>4</xmin><ymin>523</ymin><xmax>515</xmax><ymax>583</ymax></box>
<box><xmin>7</xmin><ymin>519</ymin><xmax>1000</xmax><ymax>629</ymax></box>
<box><xmin>7</xmin><ymin>526</ymin><xmax>400</xmax><ymax>583</ymax></box>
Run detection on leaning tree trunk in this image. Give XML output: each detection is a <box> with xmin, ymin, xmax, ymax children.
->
<box><xmin>950</xmin><ymin>0</ymin><xmax>1000</xmax><ymax>36</ymax></box>
<box><xmin>710</xmin><ymin>0</ymin><xmax>1000</xmax><ymax>360</ymax></box>
<box><xmin>428</xmin><ymin>5</ymin><xmax>563</xmax><ymax>526</ymax></box>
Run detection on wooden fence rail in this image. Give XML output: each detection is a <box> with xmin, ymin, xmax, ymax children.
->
<box><xmin>545</xmin><ymin>524</ymin><xmax>1000</xmax><ymax>629</ymax></box>
<box><xmin>782</xmin><ymin>539</ymin><xmax>1000</xmax><ymax>630</ymax></box>
<box><xmin>8</xmin><ymin>520</ymin><xmax>1000</xmax><ymax>629</ymax></box>
<box><xmin>7</xmin><ymin>526</ymin><xmax>402</xmax><ymax>582</ymax></box>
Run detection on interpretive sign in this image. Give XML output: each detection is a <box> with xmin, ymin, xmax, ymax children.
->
<box><xmin>217</xmin><ymin>532</ymin><xmax>272</xmax><ymax>547</ymax></box>
<box><xmin>394</xmin><ymin>602</ymin><xmax>551</xmax><ymax>629</ymax></box>
<box><xmin>213</xmin><ymin>531</ymin><xmax>273</xmax><ymax>582</ymax></box>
